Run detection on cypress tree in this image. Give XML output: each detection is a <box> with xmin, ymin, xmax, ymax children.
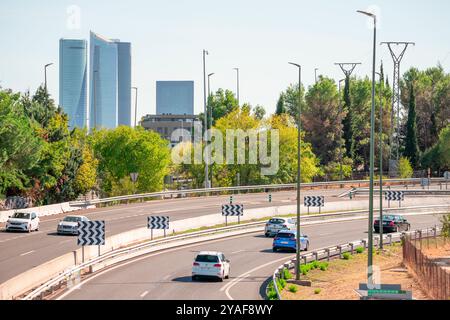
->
<box><xmin>404</xmin><ymin>83</ymin><xmax>419</xmax><ymax>167</ymax></box>
<box><xmin>276</xmin><ymin>93</ymin><xmax>286</xmax><ymax>115</ymax></box>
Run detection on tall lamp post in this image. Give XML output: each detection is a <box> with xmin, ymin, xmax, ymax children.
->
<box><xmin>233</xmin><ymin>67</ymin><xmax>240</xmax><ymax>105</ymax></box>
<box><xmin>132</xmin><ymin>87</ymin><xmax>138</xmax><ymax>127</ymax></box>
<box><xmin>289</xmin><ymin>62</ymin><xmax>302</xmax><ymax>281</ymax></box>
<box><xmin>357</xmin><ymin>9</ymin><xmax>377</xmax><ymax>285</ymax></box>
<box><xmin>375</xmin><ymin>70</ymin><xmax>384</xmax><ymax>249</ymax></box>
<box><xmin>44</xmin><ymin>63</ymin><xmax>53</xmax><ymax>92</ymax></box>
<box><xmin>208</xmin><ymin>72</ymin><xmax>214</xmax><ymax>187</ymax></box>
<box><xmin>315</xmin><ymin>68</ymin><xmax>319</xmax><ymax>83</ymax></box>
<box><xmin>203</xmin><ymin>49</ymin><xmax>209</xmax><ymax>189</ymax></box>
<box><xmin>338</xmin><ymin>78</ymin><xmax>346</xmax><ymax>182</ymax></box>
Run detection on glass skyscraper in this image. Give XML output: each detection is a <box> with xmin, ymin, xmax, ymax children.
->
<box><xmin>89</xmin><ymin>31</ymin><xmax>131</xmax><ymax>130</ymax></box>
<box><xmin>59</xmin><ymin>39</ymin><xmax>88</xmax><ymax>128</ymax></box>
<box><xmin>156</xmin><ymin>81</ymin><xmax>194</xmax><ymax>115</ymax></box>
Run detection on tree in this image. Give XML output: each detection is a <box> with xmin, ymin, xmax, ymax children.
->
<box><xmin>342</xmin><ymin>77</ymin><xmax>353</xmax><ymax>158</ymax></box>
<box><xmin>275</xmin><ymin>93</ymin><xmax>287</xmax><ymax>115</ymax></box>
<box><xmin>404</xmin><ymin>83</ymin><xmax>420</xmax><ymax>168</ymax></box>
<box><xmin>253</xmin><ymin>105</ymin><xmax>266</xmax><ymax>120</ymax></box>
<box><xmin>398</xmin><ymin>157</ymin><xmax>413</xmax><ymax>178</ymax></box>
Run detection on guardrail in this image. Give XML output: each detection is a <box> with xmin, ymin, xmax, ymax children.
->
<box><xmin>270</xmin><ymin>226</ymin><xmax>442</xmax><ymax>300</ymax></box>
<box><xmin>69</xmin><ymin>178</ymin><xmax>447</xmax><ymax>207</ymax></box>
<box><xmin>21</xmin><ymin>204</ymin><xmax>449</xmax><ymax>300</ymax></box>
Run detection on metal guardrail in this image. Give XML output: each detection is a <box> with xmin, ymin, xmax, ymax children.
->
<box><xmin>69</xmin><ymin>178</ymin><xmax>446</xmax><ymax>207</ymax></box>
<box><xmin>271</xmin><ymin>226</ymin><xmax>442</xmax><ymax>300</ymax></box>
<box><xmin>22</xmin><ymin>204</ymin><xmax>449</xmax><ymax>300</ymax></box>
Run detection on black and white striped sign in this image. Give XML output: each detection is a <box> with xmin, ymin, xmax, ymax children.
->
<box><xmin>385</xmin><ymin>191</ymin><xmax>404</xmax><ymax>201</ymax></box>
<box><xmin>222</xmin><ymin>204</ymin><xmax>243</xmax><ymax>216</ymax></box>
<box><xmin>304</xmin><ymin>196</ymin><xmax>325</xmax><ymax>207</ymax></box>
<box><xmin>148</xmin><ymin>216</ymin><xmax>170</xmax><ymax>229</ymax></box>
<box><xmin>77</xmin><ymin>221</ymin><xmax>105</xmax><ymax>246</ymax></box>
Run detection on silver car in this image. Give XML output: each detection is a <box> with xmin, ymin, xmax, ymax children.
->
<box><xmin>264</xmin><ymin>217</ymin><xmax>296</xmax><ymax>237</ymax></box>
<box><xmin>57</xmin><ymin>215</ymin><xmax>89</xmax><ymax>235</ymax></box>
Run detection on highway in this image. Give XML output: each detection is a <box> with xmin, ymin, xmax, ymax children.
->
<box><xmin>0</xmin><ymin>189</ymin><xmax>346</xmax><ymax>283</ymax></box>
<box><xmin>57</xmin><ymin>212</ymin><xmax>442</xmax><ymax>300</ymax></box>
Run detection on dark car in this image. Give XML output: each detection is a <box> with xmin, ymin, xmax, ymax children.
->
<box><xmin>374</xmin><ymin>215</ymin><xmax>410</xmax><ymax>233</ymax></box>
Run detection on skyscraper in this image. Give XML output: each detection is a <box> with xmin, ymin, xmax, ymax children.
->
<box><xmin>59</xmin><ymin>39</ymin><xmax>88</xmax><ymax>128</ymax></box>
<box><xmin>156</xmin><ymin>81</ymin><xmax>194</xmax><ymax>115</ymax></box>
<box><xmin>89</xmin><ymin>31</ymin><xmax>131</xmax><ymax>130</ymax></box>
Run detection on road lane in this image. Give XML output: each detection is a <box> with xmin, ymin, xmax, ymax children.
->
<box><xmin>58</xmin><ymin>212</ymin><xmax>443</xmax><ymax>300</ymax></box>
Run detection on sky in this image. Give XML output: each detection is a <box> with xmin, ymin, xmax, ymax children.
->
<box><xmin>1</xmin><ymin>0</ymin><xmax>450</xmax><ymax>120</ymax></box>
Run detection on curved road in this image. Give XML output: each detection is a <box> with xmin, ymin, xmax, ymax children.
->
<box><xmin>57</xmin><ymin>212</ymin><xmax>443</xmax><ymax>300</ymax></box>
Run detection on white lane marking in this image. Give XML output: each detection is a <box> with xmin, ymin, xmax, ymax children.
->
<box><xmin>20</xmin><ymin>250</ymin><xmax>35</xmax><ymax>256</ymax></box>
<box><xmin>140</xmin><ymin>290</ymin><xmax>149</xmax><ymax>298</ymax></box>
<box><xmin>57</xmin><ymin>232</ymin><xmax>260</xmax><ymax>300</ymax></box>
<box><xmin>225</xmin><ymin>274</ymin><xmax>250</xmax><ymax>300</ymax></box>
<box><xmin>231</xmin><ymin>250</ymin><xmax>245</xmax><ymax>254</ymax></box>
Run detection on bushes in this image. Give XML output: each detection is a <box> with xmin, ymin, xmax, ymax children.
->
<box><xmin>282</xmin><ymin>268</ymin><xmax>292</xmax><ymax>280</ymax></box>
<box><xmin>314</xmin><ymin>288</ymin><xmax>322</xmax><ymax>295</ymax></box>
<box><xmin>356</xmin><ymin>247</ymin><xmax>364</xmax><ymax>254</ymax></box>
<box><xmin>398</xmin><ymin>157</ymin><xmax>413</xmax><ymax>178</ymax></box>
<box><xmin>342</xmin><ymin>252</ymin><xmax>352</xmax><ymax>260</ymax></box>
<box><xmin>266</xmin><ymin>281</ymin><xmax>278</xmax><ymax>300</ymax></box>
<box><xmin>288</xmin><ymin>285</ymin><xmax>298</xmax><ymax>293</ymax></box>
<box><xmin>299</xmin><ymin>261</ymin><xmax>329</xmax><ymax>275</ymax></box>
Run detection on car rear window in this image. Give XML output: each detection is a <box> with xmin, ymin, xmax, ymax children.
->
<box><xmin>12</xmin><ymin>212</ymin><xmax>30</xmax><ymax>219</ymax></box>
<box><xmin>277</xmin><ymin>233</ymin><xmax>295</xmax><ymax>239</ymax></box>
<box><xmin>63</xmin><ymin>216</ymin><xmax>81</xmax><ymax>222</ymax></box>
<box><xmin>195</xmin><ymin>255</ymin><xmax>219</xmax><ymax>263</ymax></box>
<box><xmin>269</xmin><ymin>219</ymin><xmax>285</xmax><ymax>224</ymax></box>
<box><xmin>383</xmin><ymin>215</ymin><xmax>396</xmax><ymax>221</ymax></box>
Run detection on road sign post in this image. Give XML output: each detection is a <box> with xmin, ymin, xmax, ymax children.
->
<box><xmin>444</xmin><ymin>171</ymin><xmax>450</xmax><ymax>190</ymax></box>
<box><xmin>304</xmin><ymin>196</ymin><xmax>325</xmax><ymax>214</ymax></box>
<box><xmin>148</xmin><ymin>216</ymin><xmax>170</xmax><ymax>240</ymax></box>
<box><xmin>385</xmin><ymin>191</ymin><xmax>404</xmax><ymax>208</ymax></box>
<box><xmin>222</xmin><ymin>204</ymin><xmax>243</xmax><ymax>226</ymax></box>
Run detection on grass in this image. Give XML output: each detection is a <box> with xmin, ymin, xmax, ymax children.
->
<box><xmin>342</xmin><ymin>252</ymin><xmax>352</xmax><ymax>260</ymax></box>
<box><xmin>288</xmin><ymin>285</ymin><xmax>298</xmax><ymax>293</ymax></box>
<box><xmin>282</xmin><ymin>268</ymin><xmax>292</xmax><ymax>280</ymax></box>
<box><xmin>356</xmin><ymin>247</ymin><xmax>364</xmax><ymax>254</ymax></box>
<box><xmin>299</xmin><ymin>261</ymin><xmax>329</xmax><ymax>276</ymax></box>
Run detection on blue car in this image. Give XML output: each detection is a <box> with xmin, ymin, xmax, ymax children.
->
<box><xmin>273</xmin><ymin>230</ymin><xmax>309</xmax><ymax>252</ymax></box>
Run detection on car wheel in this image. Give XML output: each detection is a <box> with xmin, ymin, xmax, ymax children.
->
<box><xmin>265</xmin><ymin>232</ymin><xmax>270</xmax><ymax>237</ymax></box>
<box><xmin>28</xmin><ymin>226</ymin><xmax>32</xmax><ymax>233</ymax></box>
<box><xmin>273</xmin><ymin>247</ymin><xmax>277</xmax><ymax>252</ymax></box>
<box><xmin>304</xmin><ymin>242</ymin><xmax>309</xmax><ymax>252</ymax></box>
<box><xmin>192</xmin><ymin>275</ymin><xmax>197</xmax><ymax>281</ymax></box>
<box><xmin>225</xmin><ymin>270</ymin><xmax>230</xmax><ymax>279</ymax></box>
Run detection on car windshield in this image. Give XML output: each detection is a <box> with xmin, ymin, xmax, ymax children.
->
<box><xmin>269</xmin><ymin>219</ymin><xmax>285</xmax><ymax>225</ymax></box>
<box><xmin>12</xmin><ymin>212</ymin><xmax>30</xmax><ymax>219</ymax></box>
<box><xmin>383</xmin><ymin>215</ymin><xmax>398</xmax><ymax>221</ymax></box>
<box><xmin>195</xmin><ymin>255</ymin><xmax>219</xmax><ymax>263</ymax></box>
<box><xmin>277</xmin><ymin>233</ymin><xmax>295</xmax><ymax>239</ymax></box>
<box><xmin>63</xmin><ymin>216</ymin><xmax>82</xmax><ymax>222</ymax></box>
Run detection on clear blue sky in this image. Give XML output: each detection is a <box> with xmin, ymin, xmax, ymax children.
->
<box><xmin>1</xmin><ymin>0</ymin><xmax>449</xmax><ymax>119</ymax></box>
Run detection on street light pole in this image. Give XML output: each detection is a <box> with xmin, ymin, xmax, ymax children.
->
<box><xmin>208</xmin><ymin>72</ymin><xmax>214</xmax><ymax>187</ymax></box>
<box><xmin>357</xmin><ymin>9</ymin><xmax>377</xmax><ymax>285</ymax></box>
<box><xmin>376</xmin><ymin>70</ymin><xmax>384</xmax><ymax>249</ymax></box>
<box><xmin>289</xmin><ymin>62</ymin><xmax>302</xmax><ymax>281</ymax></box>
<box><xmin>93</xmin><ymin>70</ymin><xmax>98</xmax><ymax>130</ymax></box>
<box><xmin>315</xmin><ymin>68</ymin><xmax>319</xmax><ymax>83</ymax></box>
<box><xmin>338</xmin><ymin>78</ymin><xmax>346</xmax><ymax>182</ymax></box>
<box><xmin>203</xmin><ymin>49</ymin><xmax>209</xmax><ymax>189</ymax></box>
<box><xmin>233</xmin><ymin>67</ymin><xmax>240</xmax><ymax>105</ymax></box>
<box><xmin>132</xmin><ymin>87</ymin><xmax>138</xmax><ymax>127</ymax></box>
<box><xmin>44</xmin><ymin>63</ymin><xmax>53</xmax><ymax>92</ymax></box>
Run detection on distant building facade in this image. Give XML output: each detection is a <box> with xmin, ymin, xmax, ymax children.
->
<box><xmin>89</xmin><ymin>31</ymin><xmax>131</xmax><ymax>130</ymax></box>
<box><xmin>156</xmin><ymin>81</ymin><xmax>194</xmax><ymax>115</ymax></box>
<box><xmin>59</xmin><ymin>39</ymin><xmax>88</xmax><ymax>128</ymax></box>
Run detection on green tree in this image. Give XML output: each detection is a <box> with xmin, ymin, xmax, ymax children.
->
<box><xmin>404</xmin><ymin>83</ymin><xmax>420</xmax><ymax>168</ymax></box>
<box><xmin>342</xmin><ymin>77</ymin><xmax>353</xmax><ymax>158</ymax></box>
<box><xmin>253</xmin><ymin>105</ymin><xmax>266</xmax><ymax>120</ymax></box>
<box><xmin>398</xmin><ymin>157</ymin><xmax>413</xmax><ymax>178</ymax></box>
<box><xmin>275</xmin><ymin>93</ymin><xmax>286</xmax><ymax>115</ymax></box>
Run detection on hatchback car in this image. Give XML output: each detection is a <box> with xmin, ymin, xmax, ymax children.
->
<box><xmin>6</xmin><ymin>212</ymin><xmax>39</xmax><ymax>233</ymax></box>
<box><xmin>264</xmin><ymin>217</ymin><xmax>296</xmax><ymax>237</ymax></box>
<box><xmin>57</xmin><ymin>215</ymin><xmax>89</xmax><ymax>235</ymax></box>
<box><xmin>374</xmin><ymin>215</ymin><xmax>411</xmax><ymax>233</ymax></box>
<box><xmin>192</xmin><ymin>251</ymin><xmax>230</xmax><ymax>281</ymax></box>
<box><xmin>273</xmin><ymin>230</ymin><xmax>309</xmax><ymax>252</ymax></box>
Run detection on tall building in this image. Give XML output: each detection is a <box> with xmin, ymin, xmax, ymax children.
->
<box><xmin>156</xmin><ymin>81</ymin><xmax>194</xmax><ymax>115</ymax></box>
<box><xmin>59</xmin><ymin>39</ymin><xmax>88</xmax><ymax>128</ymax></box>
<box><xmin>89</xmin><ymin>31</ymin><xmax>131</xmax><ymax>129</ymax></box>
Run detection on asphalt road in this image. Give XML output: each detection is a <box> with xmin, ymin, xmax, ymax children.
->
<box><xmin>0</xmin><ymin>189</ymin><xmax>345</xmax><ymax>283</ymax></box>
<box><xmin>57</xmin><ymin>212</ymin><xmax>443</xmax><ymax>300</ymax></box>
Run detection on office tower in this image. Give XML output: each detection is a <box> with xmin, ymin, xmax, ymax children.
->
<box><xmin>59</xmin><ymin>39</ymin><xmax>88</xmax><ymax>128</ymax></box>
<box><xmin>89</xmin><ymin>31</ymin><xmax>131</xmax><ymax>129</ymax></box>
<box><xmin>156</xmin><ymin>81</ymin><xmax>194</xmax><ymax>115</ymax></box>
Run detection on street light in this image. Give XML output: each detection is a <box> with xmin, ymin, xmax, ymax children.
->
<box><xmin>203</xmin><ymin>49</ymin><xmax>209</xmax><ymax>189</ymax></box>
<box><xmin>338</xmin><ymin>78</ymin><xmax>346</xmax><ymax>182</ymax></box>
<box><xmin>357</xmin><ymin>9</ymin><xmax>377</xmax><ymax>285</ymax></box>
<box><xmin>315</xmin><ymin>68</ymin><xmax>319</xmax><ymax>83</ymax></box>
<box><xmin>289</xmin><ymin>62</ymin><xmax>302</xmax><ymax>281</ymax></box>
<box><xmin>132</xmin><ymin>87</ymin><xmax>138</xmax><ymax>127</ymax></box>
<box><xmin>376</xmin><ymin>70</ymin><xmax>384</xmax><ymax>249</ymax></box>
<box><xmin>93</xmin><ymin>70</ymin><xmax>98</xmax><ymax>130</ymax></box>
<box><xmin>233</xmin><ymin>67</ymin><xmax>240</xmax><ymax>105</ymax></box>
<box><xmin>208</xmin><ymin>72</ymin><xmax>215</xmax><ymax>187</ymax></box>
<box><xmin>44</xmin><ymin>63</ymin><xmax>53</xmax><ymax>92</ymax></box>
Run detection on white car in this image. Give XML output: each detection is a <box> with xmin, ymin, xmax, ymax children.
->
<box><xmin>6</xmin><ymin>212</ymin><xmax>39</xmax><ymax>233</ymax></box>
<box><xmin>264</xmin><ymin>217</ymin><xmax>296</xmax><ymax>237</ymax></box>
<box><xmin>57</xmin><ymin>215</ymin><xmax>89</xmax><ymax>235</ymax></box>
<box><xmin>192</xmin><ymin>251</ymin><xmax>230</xmax><ymax>282</ymax></box>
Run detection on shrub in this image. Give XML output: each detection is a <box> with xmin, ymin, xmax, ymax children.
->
<box><xmin>278</xmin><ymin>278</ymin><xmax>287</xmax><ymax>290</ymax></box>
<box><xmin>314</xmin><ymin>288</ymin><xmax>321</xmax><ymax>294</ymax></box>
<box><xmin>288</xmin><ymin>285</ymin><xmax>298</xmax><ymax>293</ymax></box>
<box><xmin>266</xmin><ymin>281</ymin><xmax>279</xmax><ymax>300</ymax></box>
<box><xmin>398</xmin><ymin>157</ymin><xmax>413</xmax><ymax>178</ymax></box>
<box><xmin>311</xmin><ymin>261</ymin><xmax>320</xmax><ymax>269</ymax></box>
<box><xmin>282</xmin><ymin>268</ymin><xmax>292</xmax><ymax>280</ymax></box>
<box><xmin>356</xmin><ymin>247</ymin><xmax>364</xmax><ymax>254</ymax></box>
<box><xmin>319</xmin><ymin>262</ymin><xmax>329</xmax><ymax>271</ymax></box>
<box><xmin>342</xmin><ymin>252</ymin><xmax>352</xmax><ymax>260</ymax></box>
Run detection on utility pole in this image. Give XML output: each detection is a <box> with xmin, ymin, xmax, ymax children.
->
<box><xmin>376</xmin><ymin>70</ymin><xmax>384</xmax><ymax>249</ymax></box>
<box><xmin>338</xmin><ymin>78</ymin><xmax>346</xmax><ymax>182</ymax></box>
<box><xmin>203</xmin><ymin>50</ymin><xmax>209</xmax><ymax>189</ymax></box>
<box><xmin>208</xmin><ymin>72</ymin><xmax>214</xmax><ymax>187</ymax></box>
<box><xmin>44</xmin><ymin>63</ymin><xmax>53</xmax><ymax>92</ymax></box>
<box><xmin>315</xmin><ymin>68</ymin><xmax>319</xmax><ymax>83</ymax></box>
<box><xmin>380</xmin><ymin>42</ymin><xmax>415</xmax><ymax>175</ymax></box>
<box><xmin>132</xmin><ymin>87</ymin><xmax>138</xmax><ymax>127</ymax></box>
<box><xmin>357</xmin><ymin>9</ymin><xmax>377</xmax><ymax>286</ymax></box>
<box><xmin>233</xmin><ymin>67</ymin><xmax>240</xmax><ymax>105</ymax></box>
<box><xmin>289</xmin><ymin>62</ymin><xmax>302</xmax><ymax>281</ymax></box>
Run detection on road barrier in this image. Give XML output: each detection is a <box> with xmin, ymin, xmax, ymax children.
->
<box><xmin>1</xmin><ymin>204</ymin><xmax>447</xmax><ymax>300</ymax></box>
<box><xmin>69</xmin><ymin>178</ymin><xmax>446</xmax><ymax>208</ymax></box>
<box><xmin>270</xmin><ymin>227</ymin><xmax>443</xmax><ymax>300</ymax></box>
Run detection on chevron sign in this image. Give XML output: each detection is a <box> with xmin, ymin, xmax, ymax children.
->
<box><xmin>148</xmin><ymin>216</ymin><xmax>170</xmax><ymax>229</ymax></box>
<box><xmin>77</xmin><ymin>221</ymin><xmax>105</xmax><ymax>246</ymax></box>
<box><xmin>304</xmin><ymin>196</ymin><xmax>325</xmax><ymax>207</ymax></box>
<box><xmin>222</xmin><ymin>204</ymin><xmax>244</xmax><ymax>216</ymax></box>
<box><xmin>385</xmin><ymin>191</ymin><xmax>404</xmax><ymax>201</ymax></box>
